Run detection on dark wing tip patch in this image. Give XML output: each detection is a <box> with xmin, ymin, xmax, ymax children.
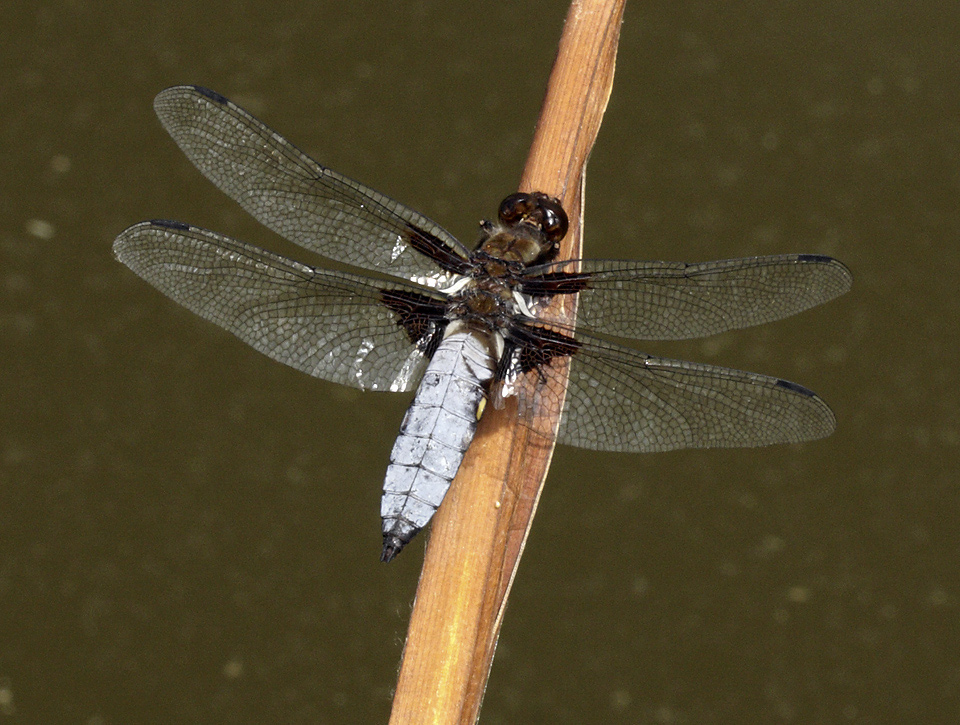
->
<box><xmin>796</xmin><ymin>254</ymin><xmax>853</xmax><ymax>291</ymax></box>
<box><xmin>191</xmin><ymin>86</ymin><xmax>229</xmax><ymax>105</ymax></box>
<box><xmin>775</xmin><ymin>378</ymin><xmax>817</xmax><ymax>397</ymax></box>
<box><xmin>796</xmin><ymin>253</ymin><xmax>834</xmax><ymax>264</ymax></box>
<box><xmin>149</xmin><ymin>219</ymin><xmax>191</xmax><ymax>231</ymax></box>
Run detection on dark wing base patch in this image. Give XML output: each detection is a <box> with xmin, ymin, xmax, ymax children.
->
<box><xmin>379</xmin><ymin>288</ymin><xmax>448</xmax><ymax>357</ymax></box>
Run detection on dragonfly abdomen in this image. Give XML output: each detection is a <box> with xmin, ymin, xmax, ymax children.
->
<box><xmin>380</xmin><ymin>329</ymin><xmax>496</xmax><ymax>562</ymax></box>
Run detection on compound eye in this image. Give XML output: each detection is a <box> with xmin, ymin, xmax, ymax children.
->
<box><xmin>539</xmin><ymin>198</ymin><xmax>569</xmax><ymax>242</ymax></box>
<box><xmin>499</xmin><ymin>193</ymin><xmax>534</xmax><ymax>224</ymax></box>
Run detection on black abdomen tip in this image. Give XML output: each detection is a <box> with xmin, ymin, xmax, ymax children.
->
<box><xmin>380</xmin><ymin>535</ymin><xmax>405</xmax><ymax>563</ymax></box>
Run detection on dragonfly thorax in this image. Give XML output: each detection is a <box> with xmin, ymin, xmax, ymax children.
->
<box><xmin>447</xmin><ymin>278</ymin><xmax>518</xmax><ymax>333</ymax></box>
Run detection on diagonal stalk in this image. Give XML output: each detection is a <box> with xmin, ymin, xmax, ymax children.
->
<box><xmin>388</xmin><ymin>2</ymin><xmax>625</xmax><ymax>723</ymax></box>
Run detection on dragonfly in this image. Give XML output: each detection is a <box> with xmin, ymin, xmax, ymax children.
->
<box><xmin>114</xmin><ymin>86</ymin><xmax>852</xmax><ymax>562</ymax></box>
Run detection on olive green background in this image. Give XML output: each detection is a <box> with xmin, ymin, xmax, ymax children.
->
<box><xmin>2</xmin><ymin>1</ymin><xmax>957</xmax><ymax>723</ymax></box>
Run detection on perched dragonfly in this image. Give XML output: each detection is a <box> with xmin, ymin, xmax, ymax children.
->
<box><xmin>114</xmin><ymin>86</ymin><xmax>852</xmax><ymax>562</ymax></box>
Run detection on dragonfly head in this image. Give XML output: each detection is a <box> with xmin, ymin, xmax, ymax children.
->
<box><xmin>476</xmin><ymin>192</ymin><xmax>569</xmax><ymax>266</ymax></box>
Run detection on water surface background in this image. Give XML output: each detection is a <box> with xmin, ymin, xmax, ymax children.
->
<box><xmin>2</xmin><ymin>1</ymin><xmax>957</xmax><ymax>722</ymax></box>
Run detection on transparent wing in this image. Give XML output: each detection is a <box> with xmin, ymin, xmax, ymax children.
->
<box><xmin>152</xmin><ymin>85</ymin><xmax>472</xmax><ymax>286</ymax></box>
<box><xmin>513</xmin><ymin>331</ymin><xmax>837</xmax><ymax>453</ymax></box>
<box><xmin>113</xmin><ymin>220</ymin><xmax>443</xmax><ymax>393</ymax></box>
<box><xmin>524</xmin><ymin>254</ymin><xmax>852</xmax><ymax>340</ymax></box>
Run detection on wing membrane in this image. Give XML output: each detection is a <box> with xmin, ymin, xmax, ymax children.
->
<box><xmin>113</xmin><ymin>221</ymin><xmax>444</xmax><ymax>392</ymax></box>
<box><xmin>510</xmin><ymin>329</ymin><xmax>837</xmax><ymax>452</ymax></box>
<box><xmin>152</xmin><ymin>85</ymin><xmax>472</xmax><ymax>285</ymax></box>
<box><xmin>524</xmin><ymin>254</ymin><xmax>852</xmax><ymax>340</ymax></box>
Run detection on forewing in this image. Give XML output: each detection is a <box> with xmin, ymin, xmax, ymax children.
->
<box><xmin>113</xmin><ymin>221</ymin><xmax>446</xmax><ymax>392</ymax></box>
<box><xmin>522</xmin><ymin>254</ymin><xmax>852</xmax><ymax>340</ymax></box>
<box><xmin>152</xmin><ymin>85</ymin><xmax>472</xmax><ymax>285</ymax></box>
<box><xmin>538</xmin><ymin>333</ymin><xmax>837</xmax><ymax>452</ymax></box>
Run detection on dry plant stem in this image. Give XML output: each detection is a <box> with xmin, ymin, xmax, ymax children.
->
<box><xmin>388</xmin><ymin>1</ymin><xmax>624</xmax><ymax>724</ymax></box>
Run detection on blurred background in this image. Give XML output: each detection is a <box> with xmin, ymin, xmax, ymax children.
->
<box><xmin>2</xmin><ymin>1</ymin><xmax>957</xmax><ymax>722</ymax></box>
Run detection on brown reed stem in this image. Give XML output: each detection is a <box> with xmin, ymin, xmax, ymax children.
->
<box><xmin>388</xmin><ymin>2</ymin><xmax>624</xmax><ymax>723</ymax></box>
